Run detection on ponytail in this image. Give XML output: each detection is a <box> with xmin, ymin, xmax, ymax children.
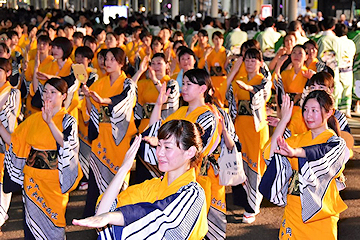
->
<box><xmin>327</xmin><ymin>114</ymin><xmax>341</xmax><ymax>136</ymax></box>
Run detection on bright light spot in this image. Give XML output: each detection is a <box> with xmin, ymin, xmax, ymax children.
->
<box><xmin>167</xmin><ymin>3</ymin><xmax>171</xmax><ymax>8</ymax></box>
<box><xmin>141</xmin><ymin>7</ymin><xmax>146</xmax><ymax>12</ymax></box>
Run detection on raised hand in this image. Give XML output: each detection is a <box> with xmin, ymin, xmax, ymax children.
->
<box><xmin>36</xmin><ymin>71</ymin><xmax>52</xmax><ymax>80</ymax></box>
<box><xmin>34</xmin><ymin>51</ymin><xmax>40</xmax><ymax>68</ymax></box>
<box><xmin>169</xmin><ymin>57</ymin><xmax>177</xmax><ymax>74</ymax></box>
<box><xmin>139</xmin><ymin>56</ymin><xmax>149</xmax><ymax>73</ymax></box>
<box><xmin>233</xmin><ymin>56</ymin><xmax>243</xmax><ymax>71</ymax></box>
<box><xmin>121</xmin><ymin>135</ymin><xmax>142</xmax><ymax>169</ymax></box>
<box><xmin>204</xmin><ymin>46</ymin><xmax>213</xmax><ymax>59</ymax></box>
<box><xmin>279</xmin><ymin>55</ymin><xmax>289</xmax><ymax>64</ymax></box>
<box><xmin>145</xmin><ymin>45</ymin><xmax>151</xmax><ymax>56</ymax></box>
<box><xmin>276</xmin><ymin>47</ymin><xmax>287</xmax><ymax>57</ymax></box>
<box><xmin>155</xmin><ymin>83</ymin><xmax>170</xmax><ymax>106</ymax></box>
<box><xmin>164</xmin><ymin>44</ymin><xmax>172</xmax><ymax>62</ymax></box>
<box><xmin>267</xmin><ymin>116</ymin><xmax>280</xmax><ymax>127</ymax></box>
<box><xmin>274</xmin><ymin>136</ymin><xmax>296</xmax><ymax>157</ymax></box>
<box><xmin>142</xmin><ymin>136</ymin><xmax>158</xmax><ymax>147</ymax></box>
<box><xmin>191</xmin><ymin>34</ymin><xmax>199</xmax><ymax>45</ymax></box>
<box><xmin>302</xmin><ymin>69</ymin><xmax>316</xmax><ymax>79</ymax></box>
<box><xmin>280</xmin><ymin>94</ymin><xmax>294</xmax><ymax>124</ymax></box>
<box><xmin>42</xmin><ymin>100</ymin><xmax>54</xmax><ymax>124</ymax></box>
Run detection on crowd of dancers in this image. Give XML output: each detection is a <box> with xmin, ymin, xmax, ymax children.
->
<box><xmin>0</xmin><ymin>7</ymin><xmax>355</xmax><ymax>240</ymax></box>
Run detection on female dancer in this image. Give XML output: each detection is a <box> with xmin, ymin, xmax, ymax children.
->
<box><xmin>32</xmin><ymin>37</ymin><xmax>80</xmax><ymax>120</ymax></box>
<box><xmin>3</xmin><ymin>78</ymin><xmax>81</xmax><ymax>239</ymax></box>
<box><xmin>141</xmin><ymin>69</ymin><xmax>233</xmax><ymax>239</ymax></box>
<box><xmin>273</xmin><ymin>44</ymin><xmax>310</xmax><ymax>115</ymax></box>
<box><xmin>225</xmin><ymin>48</ymin><xmax>272</xmax><ymax>223</ymax></box>
<box><xmin>0</xmin><ymin>58</ymin><xmax>21</xmax><ymax>231</ymax></box>
<box><xmin>132</xmin><ymin>53</ymin><xmax>179</xmax><ymax>133</ymax></box>
<box><xmin>73</xmin><ymin>120</ymin><xmax>208</xmax><ymax>239</ymax></box>
<box><xmin>82</xmin><ymin>48</ymin><xmax>137</xmax><ymax>217</ymax></box>
<box><xmin>260</xmin><ymin>91</ymin><xmax>348</xmax><ymax>239</ymax></box>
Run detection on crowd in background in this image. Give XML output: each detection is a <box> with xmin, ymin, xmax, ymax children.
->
<box><xmin>0</xmin><ymin>5</ymin><xmax>355</xmax><ymax>240</ymax></box>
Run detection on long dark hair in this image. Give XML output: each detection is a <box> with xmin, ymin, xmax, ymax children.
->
<box><xmin>302</xmin><ymin>90</ymin><xmax>340</xmax><ymax>136</ymax></box>
<box><xmin>158</xmin><ymin>120</ymin><xmax>204</xmax><ymax>168</ymax></box>
<box><xmin>183</xmin><ymin>68</ymin><xmax>214</xmax><ymax>104</ymax></box>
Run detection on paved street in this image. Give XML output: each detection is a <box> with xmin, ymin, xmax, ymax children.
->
<box><xmin>1</xmin><ymin>150</ymin><xmax>360</xmax><ymax>239</ymax></box>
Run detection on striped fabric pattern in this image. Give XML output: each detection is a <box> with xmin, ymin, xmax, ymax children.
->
<box><xmin>109</xmin><ymin>78</ymin><xmax>136</xmax><ymax>146</ymax></box>
<box><xmin>334</xmin><ymin>110</ymin><xmax>350</xmax><ymax>132</ymax></box>
<box><xmin>160</xmin><ymin>79</ymin><xmax>180</xmax><ymax>120</ymax></box>
<box><xmin>207</xmin><ymin>207</ymin><xmax>226</xmax><ymax>240</ymax></box>
<box><xmin>79</xmin><ymin>138</ymin><xmax>91</xmax><ymax>179</ymax></box>
<box><xmin>299</xmin><ymin>136</ymin><xmax>349</xmax><ymax>222</ymax></box>
<box><xmin>90</xmin><ymin>152</ymin><xmax>118</xmax><ymax>194</ymax></box>
<box><xmin>0</xmin><ymin>88</ymin><xmax>20</xmax><ymax>153</ymax></box>
<box><xmin>259</xmin><ymin>153</ymin><xmax>293</xmax><ymax>207</ymax></box>
<box><xmin>98</xmin><ymin>182</ymin><xmax>205</xmax><ymax>240</ymax></box>
<box><xmin>4</xmin><ymin>144</ymin><xmax>26</xmax><ymax>185</ymax></box>
<box><xmin>260</xmin><ymin>136</ymin><xmax>349</xmax><ymax>222</ymax></box>
<box><xmin>243</xmin><ymin>161</ymin><xmax>265</xmax><ymax>213</ymax></box>
<box><xmin>197</xmin><ymin>110</ymin><xmax>218</xmax><ymax>152</ymax></box>
<box><xmin>23</xmin><ymin>192</ymin><xmax>65</xmax><ymax>240</ymax></box>
<box><xmin>0</xmin><ymin>183</ymin><xmax>11</xmax><ymax>226</ymax></box>
<box><xmin>225</xmin><ymin>84</ymin><xmax>237</xmax><ymax>122</ymax></box>
<box><xmin>251</xmin><ymin>77</ymin><xmax>272</xmax><ymax>132</ymax></box>
<box><xmin>90</xmin><ymin>104</ymin><xmax>99</xmax><ymax>133</ymax></box>
<box><xmin>283</xmin><ymin>128</ymin><xmax>292</xmax><ymax>139</ymax></box>
<box><xmin>58</xmin><ymin>114</ymin><xmax>80</xmax><ymax>194</ymax></box>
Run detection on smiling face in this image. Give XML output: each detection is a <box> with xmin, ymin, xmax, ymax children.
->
<box><xmin>151</xmin><ymin>56</ymin><xmax>166</xmax><ymax>76</ymax></box>
<box><xmin>156</xmin><ymin>136</ymin><xmax>190</xmax><ymax>174</ymax></box>
<box><xmin>212</xmin><ymin>35</ymin><xmax>223</xmax><ymax>49</ymax></box>
<box><xmin>42</xmin><ymin>83</ymin><xmax>66</xmax><ymax>109</ymax></box>
<box><xmin>303</xmin><ymin>98</ymin><xmax>327</xmax><ymax>131</ymax></box>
